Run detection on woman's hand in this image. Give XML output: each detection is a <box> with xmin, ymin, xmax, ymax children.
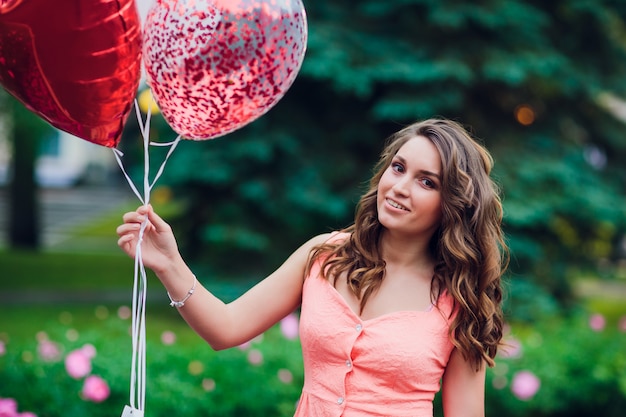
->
<box><xmin>116</xmin><ymin>205</ymin><xmax>181</xmax><ymax>275</ymax></box>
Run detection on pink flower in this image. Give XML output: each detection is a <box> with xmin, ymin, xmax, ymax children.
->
<box><xmin>0</xmin><ymin>341</ymin><xmax>5</xmax><ymax>356</ymax></box>
<box><xmin>280</xmin><ymin>313</ymin><xmax>299</xmax><ymax>340</ymax></box>
<box><xmin>81</xmin><ymin>375</ymin><xmax>110</xmax><ymax>403</ymax></box>
<box><xmin>0</xmin><ymin>398</ymin><xmax>36</xmax><ymax>417</ymax></box>
<box><xmin>278</xmin><ymin>368</ymin><xmax>293</xmax><ymax>384</ymax></box>
<box><xmin>117</xmin><ymin>306</ymin><xmax>131</xmax><ymax>320</ymax></box>
<box><xmin>238</xmin><ymin>340</ymin><xmax>251</xmax><ymax>350</ymax></box>
<box><xmin>80</xmin><ymin>344</ymin><xmax>96</xmax><ymax>359</ymax></box>
<box><xmin>238</xmin><ymin>333</ymin><xmax>264</xmax><ymax>350</ymax></box>
<box><xmin>161</xmin><ymin>331</ymin><xmax>176</xmax><ymax>345</ymax></box>
<box><xmin>37</xmin><ymin>340</ymin><xmax>62</xmax><ymax>362</ymax></box>
<box><xmin>511</xmin><ymin>370</ymin><xmax>541</xmax><ymax>400</ymax></box>
<box><xmin>65</xmin><ymin>348</ymin><xmax>92</xmax><ymax>379</ymax></box>
<box><xmin>589</xmin><ymin>313</ymin><xmax>606</xmax><ymax>331</ymax></box>
<box><xmin>247</xmin><ymin>349</ymin><xmax>263</xmax><ymax>366</ymax></box>
<box><xmin>619</xmin><ymin>316</ymin><xmax>626</xmax><ymax>333</ymax></box>
<box><xmin>0</xmin><ymin>398</ymin><xmax>18</xmax><ymax>416</ymax></box>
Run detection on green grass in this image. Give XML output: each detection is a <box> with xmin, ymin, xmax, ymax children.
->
<box><xmin>0</xmin><ymin>196</ymin><xmax>256</xmax><ymax>344</ymax></box>
<box><xmin>67</xmin><ymin>196</ymin><xmax>183</xmax><ymax>240</ymax></box>
<box><xmin>40</xmin><ymin>200</ymin><xmax>141</xmax><ymax>254</ymax></box>
<box><xmin>0</xmin><ymin>303</ymin><xmax>202</xmax><ymax>344</ymax></box>
<box><xmin>584</xmin><ymin>298</ymin><xmax>626</xmax><ymax>323</ymax></box>
<box><xmin>0</xmin><ymin>250</ymin><xmax>133</xmax><ymax>290</ymax></box>
<box><xmin>573</xmin><ymin>278</ymin><xmax>626</xmax><ymax>323</ymax></box>
<box><xmin>0</xmin><ymin>197</ymin><xmax>189</xmax><ymax>291</ymax></box>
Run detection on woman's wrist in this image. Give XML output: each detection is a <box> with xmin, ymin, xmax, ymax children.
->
<box><xmin>167</xmin><ymin>275</ymin><xmax>197</xmax><ymax>308</ymax></box>
<box><xmin>155</xmin><ymin>257</ymin><xmax>196</xmax><ymax>297</ymax></box>
<box><xmin>152</xmin><ymin>251</ymin><xmax>186</xmax><ymax>277</ymax></box>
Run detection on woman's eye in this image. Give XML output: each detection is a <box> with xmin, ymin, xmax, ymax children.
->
<box><xmin>421</xmin><ymin>178</ymin><xmax>436</xmax><ymax>188</ymax></box>
<box><xmin>391</xmin><ymin>162</ymin><xmax>404</xmax><ymax>172</ymax></box>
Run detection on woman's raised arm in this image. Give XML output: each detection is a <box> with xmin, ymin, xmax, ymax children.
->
<box><xmin>117</xmin><ymin>204</ymin><xmax>330</xmax><ymax>350</ymax></box>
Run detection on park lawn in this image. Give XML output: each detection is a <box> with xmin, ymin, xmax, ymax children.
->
<box><xmin>0</xmin><ymin>250</ymin><xmax>134</xmax><ymax>290</ymax></box>
<box><xmin>0</xmin><ymin>196</ymin><xmax>185</xmax><ymax>291</ymax></box>
<box><xmin>0</xmin><ymin>302</ymin><xmax>202</xmax><ymax>345</ymax></box>
<box><xmin>573</xmin><ymin>277</ymin><xmax>626</xmax><ymax>323</ymax></box>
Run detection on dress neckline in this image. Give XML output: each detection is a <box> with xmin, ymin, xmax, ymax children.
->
<box><xmin>319</xmin><ymin>276</ymin><xmax>438</xmax><ymax>324</ymax></box>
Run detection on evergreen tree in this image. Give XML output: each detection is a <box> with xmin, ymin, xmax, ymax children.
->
<box><xmin>152</xmin><ymin>0</ymin><xmax>626</xmax><ymax>314</ymax></box>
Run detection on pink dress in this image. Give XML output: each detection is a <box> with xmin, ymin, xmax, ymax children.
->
<box><xmin>294</xmin><ymin>234</ymin><xmax>456</xmax><ymax>417</ymax></box>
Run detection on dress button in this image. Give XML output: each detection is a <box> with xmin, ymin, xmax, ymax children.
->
<box><xmin>337</xmin><ymin>397</ymin><xmax>344</xmax><ymax>405</ymax></box>
<box><xmin>345</xmin><ymin>359</ymin><xmax>352</xmax><ymax>368</ymax></box>
<box><xmin>355</xmin><ymin>324</ymin><xmax>362</xmax><ymax>332</ymax></box>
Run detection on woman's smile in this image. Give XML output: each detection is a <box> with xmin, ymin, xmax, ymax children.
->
<box><xmin>386</xmin><ymin>198</ymin><xmax>409</xmax><ymax>211</ymax></box>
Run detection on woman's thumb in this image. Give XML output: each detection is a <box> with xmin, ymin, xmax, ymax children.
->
<box><xmin>145</xmin><ymin>204</ymin><xmax>169</xmax><ymax>231</ymax></box>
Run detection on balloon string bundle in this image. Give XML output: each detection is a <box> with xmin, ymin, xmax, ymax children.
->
<box><xmin>112</xmin><ymin>99</ymin><xmax>181</xmax><ymax>417</ymax></box>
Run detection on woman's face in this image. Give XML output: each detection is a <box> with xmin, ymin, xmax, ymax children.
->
<box><xmin>376</xmin><ymin>135</ymin><xmax>443</xmax><ymax>238</ymax></box>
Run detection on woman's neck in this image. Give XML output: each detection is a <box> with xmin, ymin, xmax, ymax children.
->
<box><xmin>379</xmin><ymin>229</ymin><xmax>434</xmax><ymax>271</ymax></box>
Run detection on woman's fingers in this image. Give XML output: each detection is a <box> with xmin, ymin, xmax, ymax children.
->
<box><xmin>117</xmin><ymin>204</ymin><xmax>171</xmax><ymax>248</ymax></box>
<box><xmin>116</xmin><ymin>222</ymin><xmax>140</xmax><ymax>237</ymax></box>
<box><xmin>117</xmin><ymin>232</ymin><xmax>137</xmax><ymax>258</ymax></box>
<box><xmin>117</xmin><ymin>233</ymin><xmax>134</xmax><ymax>246</ymax></box>
<box><xmin>145</xmin><ymin>205</ymin><xmax>171</xmax><ymax>233</ymax></box>
<box><xmin>119</xmin><ymin>207</ymin><xmax>157</xmax><ymax>234</ymax></box>
<box><xmin>122</xmin><ymin>209</ymin><xmax>146</xmax><ymax>224</ymax></box>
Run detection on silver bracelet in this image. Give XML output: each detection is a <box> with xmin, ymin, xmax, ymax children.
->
<box><xmin>167</xmin><ymin>276</ymin><xmax>197</xmax><ymax>308</ymax></box>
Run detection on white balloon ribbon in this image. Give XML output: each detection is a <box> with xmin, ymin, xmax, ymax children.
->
<box><xmin>113</xmin><ymin>98</ymin><xmax>181</xmax><ymax>417</ymax></box>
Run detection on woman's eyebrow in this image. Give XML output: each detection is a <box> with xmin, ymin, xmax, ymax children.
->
<box><xmin>395</xmin><ymin>155</ymin><xmax>441</xmax><ymax>179</ymax></box>
<box><xmin>420</xmin><ymin>169</ymin><xmax>441</xmax><ymax>180</ymax></box>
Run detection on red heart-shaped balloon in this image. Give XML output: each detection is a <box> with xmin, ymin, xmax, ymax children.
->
<box><xmin>0</xmin><ymin>0</ymin><xmax>142</xmax><ymax>148</ymax></box>
<box><xmin>143</xmin><ymin>0</ymin><xmax>307</xmax><ymax>140</ymax></box>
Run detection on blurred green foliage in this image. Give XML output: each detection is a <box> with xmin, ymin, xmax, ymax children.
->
<box><xmin>484</xmin><ymin>313</ymin><xmax>626</xmax><ymax>417</ymax></box>
<box><xmin>117</xmin><ymin>0</ymin><xmax>626</xmax><ymax>316</ymax></box>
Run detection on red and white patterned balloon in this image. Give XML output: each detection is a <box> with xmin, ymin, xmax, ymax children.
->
<box><xmin>143</xmin><ymin>0</ymin><xmax>307</xmax><ymax>140</ymax></box>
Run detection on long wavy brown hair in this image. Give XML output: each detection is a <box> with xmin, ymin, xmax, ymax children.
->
<box><xmin>306</xmin><ymin>118</ymin><xmax>508</xmax><ymax>370</ymax></box>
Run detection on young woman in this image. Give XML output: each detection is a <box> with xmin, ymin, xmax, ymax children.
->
<box><xmin>117</xmin><ymin>118</ymin><xmax>508</xmax><ymax>417</ymax></box>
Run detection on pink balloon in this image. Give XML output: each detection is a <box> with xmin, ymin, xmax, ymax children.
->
<box><xmin>143</xmin><ymin>0</ymin><xmax>307</xmax><ymax>140</ymax></box>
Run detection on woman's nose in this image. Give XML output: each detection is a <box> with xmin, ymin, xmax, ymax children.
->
<box><xmin>392</xmin><ymin>176</ymin><xmax>411</xmax><ymax>195</ymax></box>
